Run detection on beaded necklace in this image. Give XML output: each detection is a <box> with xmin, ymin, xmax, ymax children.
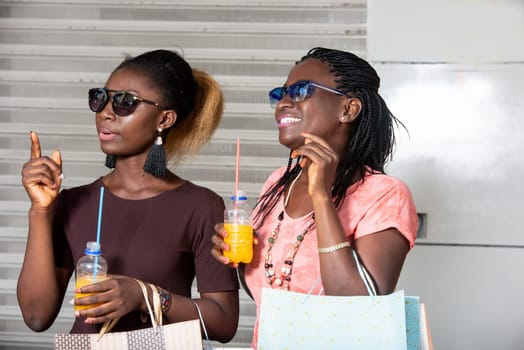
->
<box><xmin>264</xmin><ymin>170</ymin><xmax>315</xmax><ymax>290</ymax></box>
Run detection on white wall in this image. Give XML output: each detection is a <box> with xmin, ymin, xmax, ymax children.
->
<box><xmin>367</xmin><ymin>1</ymin><xmax>524</xmax><ymax>349</ymax></box>
<box><xmin>368</xmin><ymin>0</ymin><xmax>524</xmax><ymax>62</ymax></box>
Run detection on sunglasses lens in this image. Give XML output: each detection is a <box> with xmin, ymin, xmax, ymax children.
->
<box><xmin>88</xmin><ymin>88</ymin><xmax>108</xmax><ymax>112</ymax></box>
<box><xmin>112</xmin><ymin>92</ymin><xmax>137</xmax><ymax>116</ymax></box>
<box><xmin>269</xmin><ymin>87</ymin><xmax>285</xmax><ymax>108</ymax></box>
<box><xmin>289</xmin><ymin>82</ymin><xmax>312</xmax><ymax>102</ymax></box>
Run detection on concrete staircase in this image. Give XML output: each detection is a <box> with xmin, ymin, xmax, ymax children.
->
<box><xmin>0</xmin><ymin>0</ymin><xmax>366</xmax><ymax>348</ymax></box>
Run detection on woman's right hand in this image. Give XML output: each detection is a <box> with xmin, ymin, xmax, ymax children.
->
<box><xmin>211</xmin><ymin>223</ymin><xmax>246</xmax><ymax>268</ymax></box>
<box><xmin>211</xmin><ymin>223</ymin><xmax>258</xmax><ymax>268</ymax></box>
<box><xmin>21</xmin><ymin>131</ymin><xmax>63</xmax><ymax>209</ymax></box>
<box><xmin>211</xmin><ymin>223</ymin><xmax>239</xmax><ymax>267</ymax></box>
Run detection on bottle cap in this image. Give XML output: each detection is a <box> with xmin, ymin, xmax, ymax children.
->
<box><xmin>230</xmin><ymin>190</ymin><xmax>247</xmax><ymax>201</ymax></box>
<box><xmin>85</xmin><ymin>241</ymin><xmax>101</xmax><ymax>255</ymax></box>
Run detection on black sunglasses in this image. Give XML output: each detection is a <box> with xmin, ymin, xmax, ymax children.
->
<box><xmin>88</xmin><ymin>88</ymin><xmax>165</xmax><ymax>117</ymax></box>
<box><xmin>269</xmin><ymin>80</ymin><xmax>349</xmax><ymax>108</ymax></box>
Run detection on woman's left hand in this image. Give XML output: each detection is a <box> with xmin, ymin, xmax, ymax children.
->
<box><xmin>293</xmin><ymin>132</ymin><xmax>339</xmax><ymax>200</ymax></box>
<box><xmin>74</xmin><ymin>275</ymin><xmax>145</xmax><ymax>324</ymax></box>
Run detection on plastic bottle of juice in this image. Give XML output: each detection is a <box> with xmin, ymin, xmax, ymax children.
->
<box><xmin>223</xmin><ymin>190</ymin><xmax>253</xmax><ymax>264</ymax></box>
<box><xmin>75</xmin><ymin>241</ymin><xmax>108</xmax><ymax>311</ymax></box>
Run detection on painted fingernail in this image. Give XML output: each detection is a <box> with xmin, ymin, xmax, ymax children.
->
<box><xmin>223</xmin><ymin>257</ymin><xmax>230</xmax><ymax>264</ymax></box>
<box><xmin>299</xmin><ymin>158</ymin><xmax>308</xmax><ymax>168</ymax></box>
<box><xmin>291</xmin><ymin>150</ymin><xmax>298</xmax><ymax>159</ymax></box>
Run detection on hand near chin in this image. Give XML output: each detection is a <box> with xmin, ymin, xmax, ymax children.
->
<box><xmin>293</xmin><ymin>132</ymin><xmax>338</xmax><ymax>199</ymax></box>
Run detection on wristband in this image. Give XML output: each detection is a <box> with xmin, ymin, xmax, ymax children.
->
<box><xmin>318</xmin><ymin>241</ymin><xmax>350</xmax><ymax>253</ymax></box>
<box><xmin>158</xmin><ymin>288</ymin><xmax>171</xmax><ymax>313</ymax></box>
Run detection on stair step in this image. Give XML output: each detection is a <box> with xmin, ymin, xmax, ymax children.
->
<box><xmin>0</xmin><ymin>227</ymin><xmax>26</xmax><ymax>253</ymax></box>
<box><xmin>0</xmin><ymin>44</ymin><xmax>346</xmax><ymax>63</ymax></box>
<box><xmin>0</xmin><ymin>69</ymin><xmax>282</xmax><ymax>88</ymax></box>
<box><xmin>0</xmin><ymin>202</ymin><xmax>27</xmax><ymax>214</ymax></box>
<box><xmin>1</xmin><ymin>0</ymin><xmax>364</xmax><ymax>7</ymax></box>
<box><xmin>0</xmin><ymin>227</ymin><xmax>26</xmax><ymax>241</ymax></box>
<box><xmin>0</xmin><ymin>31</ymin><xmax>363</xmax><ymax>55</ymax></box>
<box><xmin>0</xmin><ymin>17</ymin><xmax>363</xmax><ymax>35</ymax></box>
<box><xmin>1</xmin><ymin>0</ymin><xmax>365</xmax><ymax>19</ymax></box>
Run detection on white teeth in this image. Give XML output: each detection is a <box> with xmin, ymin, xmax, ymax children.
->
<box><xmin>280</xmin><ymin>117</ymin><xmax>301</xmax><ymax>124</ymax></box>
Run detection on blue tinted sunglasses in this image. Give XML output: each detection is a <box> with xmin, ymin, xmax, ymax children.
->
<box><xmin>269</xmin><ymin>80</ymin><xmax>349</xmax><ymax>108</ymax></box>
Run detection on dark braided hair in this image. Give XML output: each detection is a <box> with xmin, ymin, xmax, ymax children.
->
<box><xmin>114</xmin><ymin>49</ymin><xmax>198</xmax><ymax>126</ymax></box>
<box><xmin>253</xmin><ymin>47</ymin><xmax>404</xmax><ymax>228</ymax></box>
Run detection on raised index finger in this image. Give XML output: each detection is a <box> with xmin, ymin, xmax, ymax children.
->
<box><xmin>29</xmin><ymin>131</ymin><xmax>42</xmax><ymax>160</ymax></box>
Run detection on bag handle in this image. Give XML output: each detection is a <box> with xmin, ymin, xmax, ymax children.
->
<box><xmin>193</xmin><ymin>301</ymin><xmax>213</xmax><ymax>349</ymax></box>
<box><xmin>306</xmin><ymin>249</ymin><xmax>377</xmax><ymax>302</ymax></box>
<box><xmin>97</xmin><ymin>279</ymin><xmax>162</xmax><ymax>340</ymax></box>
<box><xmin>134</xmin><ymin>279</ymin><xmax>163</xmax><ymax>328</ymax></box>
<box><xmin>351</xmin><ymin>249</ymin><xmax>377</xmax><ymax>296</ymax></box>
<box><xmin>148</xmin><ymin>283</ymin><xmax>162</xmax><ymax>326</ymax></box>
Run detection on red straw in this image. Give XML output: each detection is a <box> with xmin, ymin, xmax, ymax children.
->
<box><xmin>235</xmin><ymin>137</ymin><xmax>240</xmax><ymax>196</ymax></box>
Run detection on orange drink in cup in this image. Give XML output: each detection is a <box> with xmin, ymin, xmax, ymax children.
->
<box><xmin>224</xmin><ymin>222</ymin><xmax>253</xmax><ymax>264</ymax></box>
<box><xmin>74</xmin><ymin>241</ymin><xmax>108</xmax><ymax>311</ymax></box>
<box><xmin>224</xmin><ymin>191</ymin><xmax>253</xmax><ymax>264</ymax></box>
<box><xmin>75</xmin><ymin>275</ymin><xmax>107</xmax><ymax>311</ymax></box>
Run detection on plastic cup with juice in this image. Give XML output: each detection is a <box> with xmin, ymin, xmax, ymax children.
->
<box><xmin>74</xmin><ymin>242</ymin><xmax>108</xmax><ymax>311</ymax></box>
<box><xmin>224</xmin><ymin>191</ymin><xmax>253</xmax><ymax>264</ymax></box>
<box><xmin>224</xmin><ymin>222</ymin><xmax>253</xmax><ymax>264</ymax></box>
<box><xmin>75</xmin><ymin>275</ymin><xmax>107</xmax><ymax>311</ymax></box>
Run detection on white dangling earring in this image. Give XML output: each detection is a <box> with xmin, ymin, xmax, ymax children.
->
<box><xmin>155</xmin><ymin>128</ymin><xmax>163</xmax><ymax>146</ymax></box>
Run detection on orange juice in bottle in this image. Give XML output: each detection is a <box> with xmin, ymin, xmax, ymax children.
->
<box><xmin>224</xmin><ymin>191</ymin><xmax>253</xmax><ymax>264</ymax></box>
<box><xmin>75</xmin><ymin>242</ymin><xmax>107</xmax><ymax>311</ymax></box>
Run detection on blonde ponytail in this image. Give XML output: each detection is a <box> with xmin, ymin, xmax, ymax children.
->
<box><xmin>163</xmin><ymin>69</ymin><xmax>224</xmax><ymax>165</ymax></box>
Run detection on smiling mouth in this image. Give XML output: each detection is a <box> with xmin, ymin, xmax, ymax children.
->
<box><xmin>278</xmin><ymin>117</ymin><xmax>301</xmax><ymax>127</ymax></box>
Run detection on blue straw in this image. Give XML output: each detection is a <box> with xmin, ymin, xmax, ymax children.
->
<box><xmin>94</xmin><ymin>186</ymin><xmax>105</xmax><ymax>280</ymax></box>
<box><xmin>96</xmin><ymin>186</ymin><xmax>105</xmax><ymax>245</ymax></box>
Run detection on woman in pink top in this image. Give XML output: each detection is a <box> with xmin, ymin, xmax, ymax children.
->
<box><xmin>212</xmin><ymin>47</ymin><xmax>418</xmax><ymax>348</ymax></box>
